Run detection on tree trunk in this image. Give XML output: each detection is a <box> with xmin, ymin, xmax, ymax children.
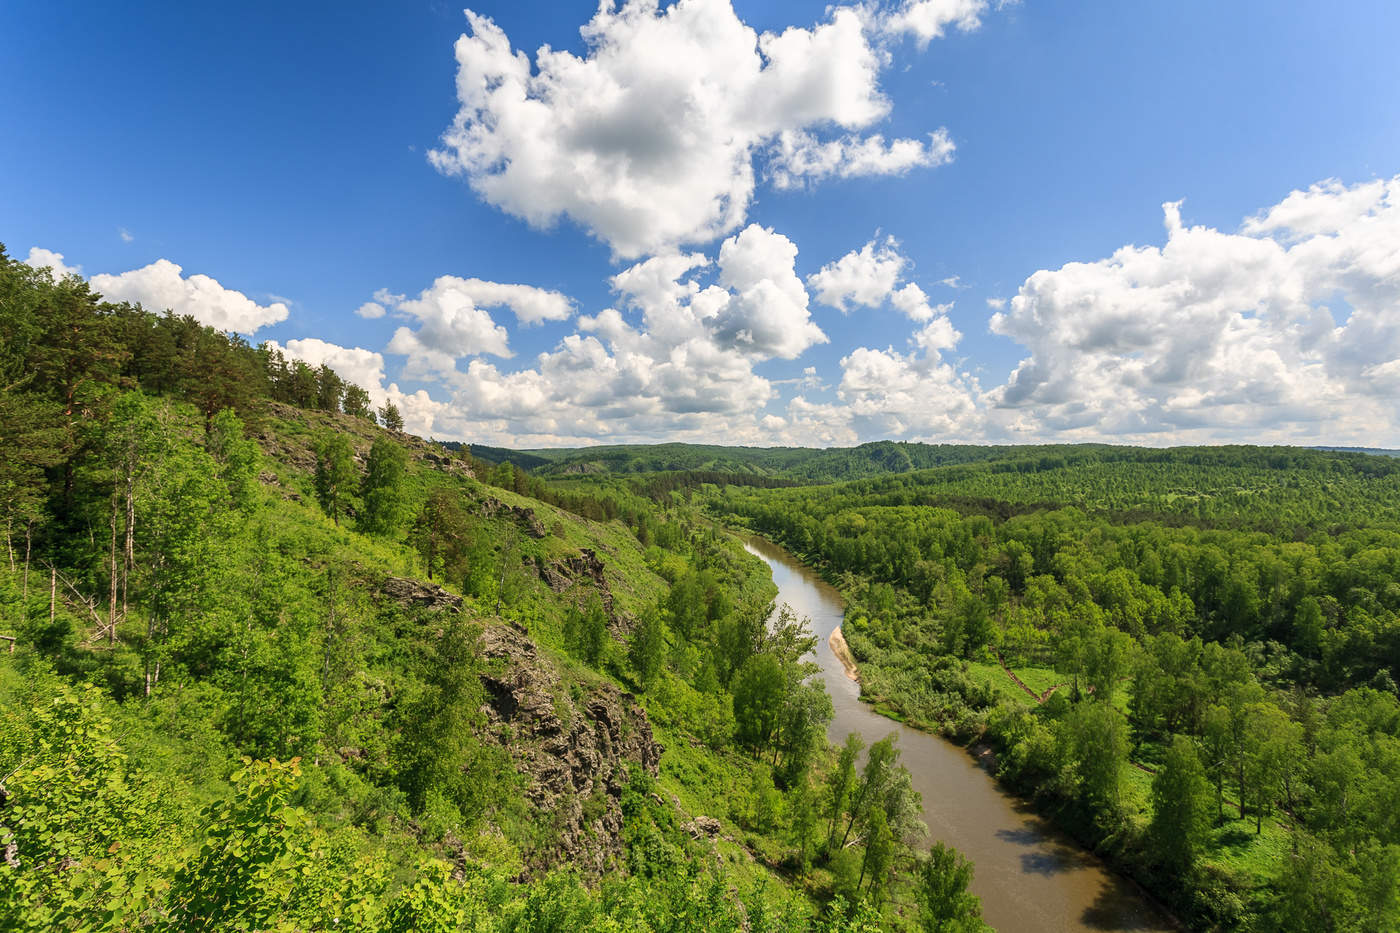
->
<box><xmin>21</xmin><ymin>523</ymin><xmax>32</xmax><ymax>600</ymax></box>
<box><xmin>122</xmin><ymin>458</ymin><xmax>135</xmax><ymax>625</ymax></box>
<box><xmin>109</xmin><ymin>498</ymin><xmax>119</xmax><ymax>643</ymax></box>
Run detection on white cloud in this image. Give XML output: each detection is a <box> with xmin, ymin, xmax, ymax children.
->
<box><xmin>351</xmin><ymin>222</ymin><xmax>840</xmax><ymax>445</ymax></box>
<box><xmin>808</xmin><ymin>236</ymin><xmax>949</xmax><ymax>321</ymax></box>
<box><xmin>429</xmin><ymin>2</ymin><xmax>972</xmax><ymax>257</ymax></box>
<box><xmin>711</xmin><ymin>225</ymin><xmax>826</xmax><ymax>359</ymax></box>
<box><xmin>882</xmin><ymin>0</ymin><xmax>994</xmax><ymax>47</ymax></box>
<box><xmin>808</xmin><ymin>237</ymin><xmax>906</xmax><ymax>311</ymax></box>
<box><xmin>444</xmin><ymin>277</ymin><xmax>574</xmax><ymax>324</ymax></box>
<box><xmin>24</xmin><ymin>247</ymin><xmax>82</xmax><ymax>280</ymax></box>
<box><xmin>383</xmin><ymin>275</ymin><xmax>515</xmax><ymax>375</ymax></box>
<box><xmin>772</xmin><ymin>314</ymin><xmax>980</xmax><ymax>446</ymax></box>
<box><xmin>890</xmin><ymin>283</ymin><xmax>952</xmax><ymax>323</ymax></box>
<box><xmin>987</xmin><ymin>176</ymin><xmax>1400</xmax><ymax>442</ymax></box>
<box><xmin>90</xmin><ymin>259</ymin><xmax>288</xmax><ymax>332</ymax></box>
<box><xmin>768</xmin><ymin>129</ymin><xmax>954</xmax><ymax>189</ymax></box>
<box><xmin>985</xmin><ymin>296</ymin><xmax>1006</xmax><ymax>309</ymax></box>
<box><xmin>371</xmin><ymin>275</ymin><xmax>572</xmax><ymax>375</ymax></box>
<box><xmin>119</xmin><ymin>228</ymin><xmax>134</xmax><ymax>243</ymax></box>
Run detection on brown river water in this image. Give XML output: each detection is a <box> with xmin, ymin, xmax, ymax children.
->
<box><xmin>743</xmin><ymin>536</ymin><xmax>1178</xmax><ymax>933</ymax></box>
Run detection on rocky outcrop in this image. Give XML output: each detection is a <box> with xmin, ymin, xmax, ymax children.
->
<box><xmin>477</xmin><ymin>624</ymin><xmax>662</xmax><ymax>874</ymax></box>
<box><xmin>379</xmin><ymin>576</ymin><xmax>464</xmax><ymax>612</ymax></box>
<box><xmin>682</xmin><ymin>815</ymin><xmax>721</xmax><ymax>839</ymax></box>
<box><xmin>538</xmin><ymin>548</ymin><xmax>620</xmax><ymax>629</ymax></box>
<box><xmin>478</xmin><ymin>497</ymin><xmax>547</xmax><ymax>538</ymax></box>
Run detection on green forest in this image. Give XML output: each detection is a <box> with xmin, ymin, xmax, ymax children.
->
<box><xmin>0</xmin><ymin>248</ymin><xmax>986</xmax><ymax>930</ymax></box>
<box><xmin>4</xmin><ymin>245</ymin><xmax>1399</xmax><ymax>931</ymax></box>
<box><xmin>708</xmin><ymin>452</ymin><xmax>1400</xmax><ymax>930</ymax></box>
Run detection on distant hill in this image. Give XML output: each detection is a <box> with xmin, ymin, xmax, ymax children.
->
<box><xmin>1314</xmin><ymin>445</ymin><xmax>1400</xmax><ymax>458</ymax></box>
<box><xmin>522</xmin><ymin>440</ymin><xmax>1120</xmax><ymax>482</ymax></box>
<box><xmin>478</xmin><ymin>439</ymin><xmax>1400</xmax><ymax>485</ymax></box>
<box><xmin>437</xmin><ymin>441</ymin><xmax>556</xmax><ymax>470</ymax></box>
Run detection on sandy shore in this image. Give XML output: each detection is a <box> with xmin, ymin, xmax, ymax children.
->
<box><xmin>829</xmin><ymin>626</ymin><xmax>859</xmax><ymax>683</ymax></box>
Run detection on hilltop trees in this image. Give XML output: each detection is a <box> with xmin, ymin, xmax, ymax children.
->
<box><xmin>378</xmin><ymin>402</ymin><xmax>404</xmax><ymax>433</ymax></box>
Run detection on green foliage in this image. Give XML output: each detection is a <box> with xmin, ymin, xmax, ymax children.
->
<box><xmin>628</xmin><ymin>607</ymin><xmax>667</xmax><ymax>690</ymax></box>
<box><xmin>0</xmin><ymin>680</ymin><xmax>173</xmax><ymax>931</ymax></box>
<box><xmin>565</xmin><ymin>592</ymin><xmax>610</xmax><ymax>667</ymax></box>
<box><xmin>378</xmin><ymin>402</ymin><xmax>404</xmax><ymax>433</ymax></box>
<box><xmin>706</xmin><ymin>445</ymin><xmax>1400</xmax><ymax>926</ymax></box>
<box><xmin>206</xmin><ymin>407</ymin><xmax>261</xmax><ymax>509</ymax></box>
<box><xmin>313</xmin><ymin>430</ymin><xmax>357</xmax><ymax>526</ymax></box>
<box><xmin>1150</xmin><ymin>735</ymin><xmax>1213</xmax><ymax>875</ymax></box>
<box><xmin>359</xmin><ymin>435</ymin><xmax>409</xmax><ymax>536</ymax></box>
<box><xmin>915</xmin><ymin>842</ymin><xmax>988</xmax><ymax>932</ymax></box>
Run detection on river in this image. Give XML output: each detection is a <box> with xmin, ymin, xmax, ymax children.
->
<box><xmin>743</xmin><ymin>535</ymin><xmax>1178</xmax><ymax>933</ymax></box>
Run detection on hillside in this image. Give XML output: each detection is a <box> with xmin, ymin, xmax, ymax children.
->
<box><xmin>0</xmin><ymin>253</ymin><xmax>976</xmax><ymax>931</ymax></box>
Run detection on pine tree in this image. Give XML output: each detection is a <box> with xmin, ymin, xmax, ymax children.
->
<box><xmin>378</xmin><ymin>402</ymin><xmax>404</xmax><ymax>433</ymax></box>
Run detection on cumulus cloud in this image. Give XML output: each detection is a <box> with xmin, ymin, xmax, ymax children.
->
<box><xmin>769</xmin><ymin>129</ymin><xmax>954</xmax><ymax>189</ymax></box>
<box><xmin>882</xmin><ymin>0</ymin><xmax>995</xmax><ymax>46</ymax></box>
<box><xmin>372</xmin><ymin>275</ymin><xmax>572</xmax><ymax>376</ymax></box>
<box><xmin>24</xmin><ymin>247</ymin><xmax>82</xmax><ymax>280</ymax></box>
<box><xmin>809</xmin><ymin>237</ymin><xmax>906</xmax><ymax>311</ymax></box>
<box><xmin>90</xmin><ymin>259</ymin><xmax>288</xmax><ymax>332</ymax></box>
<box><xmin>808</xmin><ymin>236</ymin><xmax>950</xmax><ymax>322</ymax></box>
<box><xmin>353</xmin><ymin>222</ymin><xmax>837</xmax><ymax>445</ymax></box>
<box><xmin>773</xmin><ymin>312</ymin><xmax>979</xmax><ymax>445</ymax></box>
<box><xmin>429</xmin><ymin>2</ymin><xmax>974</xmax><ymax>257</ymax></box>
<box><xmin>382</xmin><ymin>276</ymin><xmax>515</xmax><ymax>375</ymax></box>
<box><xmin>987</xmin><ymin>176</ymin><xmax>1400</xmax><ymax>442</ymax></box>
<box><xmin>711</xmin><ymin>225</ymin><xmax>827</xmax><ymax>358</ymax></box>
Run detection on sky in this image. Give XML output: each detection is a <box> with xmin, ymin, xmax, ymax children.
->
<box><xmin>4</xmin><ymin>0</ymin><xmax>1399</xmax><ymax>449</ymax></box>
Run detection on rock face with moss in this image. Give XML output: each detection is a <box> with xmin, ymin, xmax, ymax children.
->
<box><xmin>539</xmin><ymin>548</ymin><xmax>623</xmax><ymax>629</ymax></box>
<box><xmin>477</xmin><ymin>624</ymin><xmax>662</xmax><ymax>873</ymax></box>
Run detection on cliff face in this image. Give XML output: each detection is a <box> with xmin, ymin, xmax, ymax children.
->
<box><xmin>476</xmin><ymin>624</ymin><xmax>662</xmax><ymax>874</ymax></box>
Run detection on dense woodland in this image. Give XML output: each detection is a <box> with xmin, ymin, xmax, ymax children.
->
<box><xmin>709</xmin><ymin>454</ymin><xmax>1400</xmax><ymax>930</ymax></box>
<box><xmin>0</xmin><ymin>246</ymin><xmax>988</xmax><ymax>930</ymax></box>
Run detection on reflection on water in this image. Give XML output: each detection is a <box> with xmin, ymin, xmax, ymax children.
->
<box><xmin>743</xmin><ymin>536</ymin><xmax>1177</xmax><ymax>933</ymax></box>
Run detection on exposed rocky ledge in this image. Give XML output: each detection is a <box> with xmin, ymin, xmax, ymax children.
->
<box><xmin>378</xmin><ymin>575</ymin><xmax>464</xmax><ymax>612</ymax></box>
<box><xmin>476</xmin><ymin>624</ymin><xmax>662</xmax><ymax>874</ymax></box>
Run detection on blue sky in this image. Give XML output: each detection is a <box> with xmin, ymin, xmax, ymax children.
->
<box><xmin>5</xmin><ymin>0</ymin><xmax>1399</xmax><ymax>447</ymax></box>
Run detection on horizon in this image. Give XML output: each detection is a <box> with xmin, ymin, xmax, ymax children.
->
<box><xmin>6</xmin><ymin>0</ymin><xmax>1398</xmax><ymax>449</ymax></box>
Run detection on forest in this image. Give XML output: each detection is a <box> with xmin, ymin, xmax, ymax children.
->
<box><xmin>708</xmin><ymin>453</ymin><xmax>1400</xmax><ymax>930</ymax></box>
<box><xmin>0</xmin><ymin>247</ymin><xmax>986</xmax><ymax>931</ymax></box>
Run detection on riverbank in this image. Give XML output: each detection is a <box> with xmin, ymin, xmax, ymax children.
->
<box><xmin>828</xmin><ymin>626</ymin><xmax>859</xmax><ymax>682</ymax></box>
<box><xmin>740</xmin><ymin>533</ymin><xmax>1179</xmax><ymax>933</ymax></box>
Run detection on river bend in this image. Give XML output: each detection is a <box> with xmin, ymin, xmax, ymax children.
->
<box><xmin>744</xmin><ymin>536</ymin><xmax>1177</xmax><ymax>933</ymax></box>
